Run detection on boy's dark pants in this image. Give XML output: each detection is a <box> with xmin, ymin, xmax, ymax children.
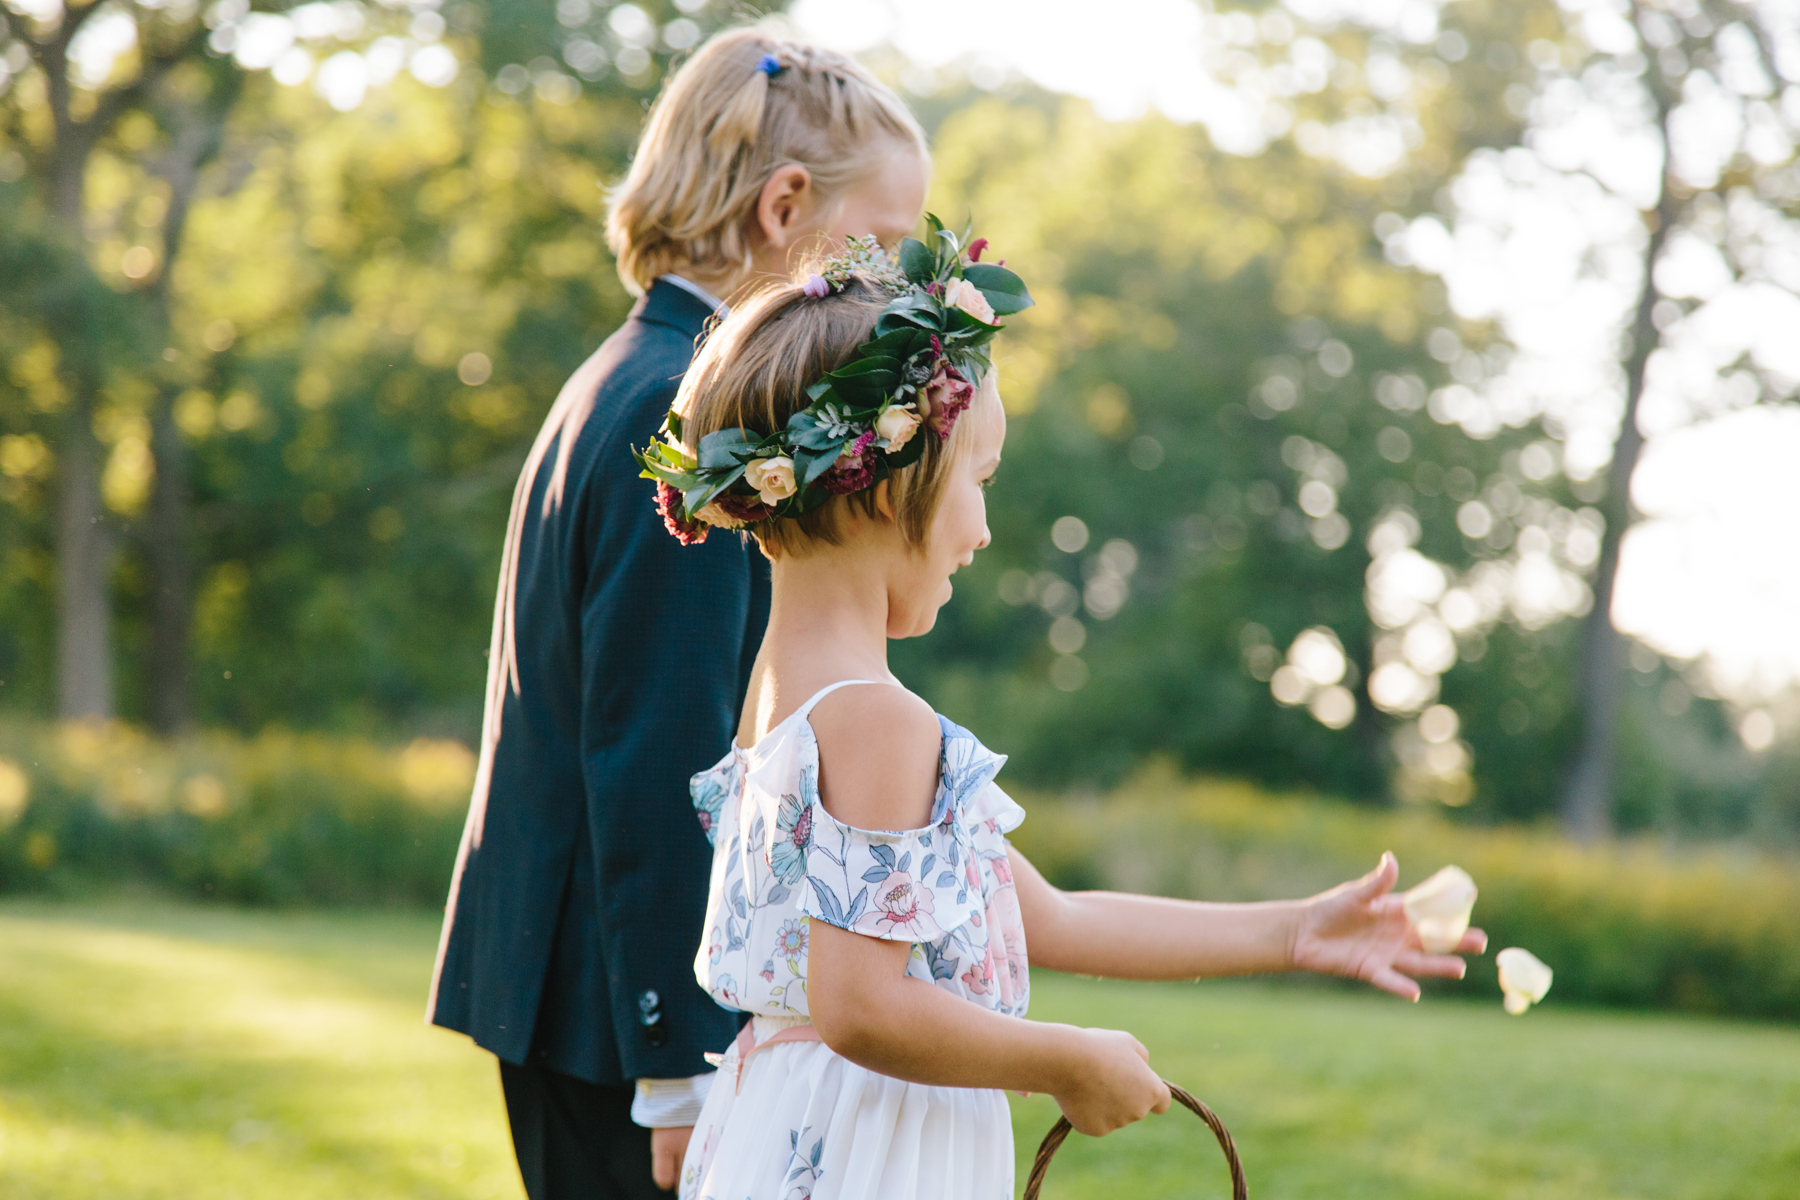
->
<box><xmin>500</xmin><ymin>1060</ymin><xmax>663</xmax><ymax>1200</ymax></box>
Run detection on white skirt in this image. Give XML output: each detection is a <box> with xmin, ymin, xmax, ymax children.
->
<box><xmin>680</xmin><ymin>1017</ymin><xmax>1014</xmax><ymax>1200</ymax></box>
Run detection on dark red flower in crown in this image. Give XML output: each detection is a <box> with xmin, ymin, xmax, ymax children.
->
<box><xmin>655</xmin><ymin>481</ymin><xmax>708</xmax><ymax>545</ymax></box>
<box><xmin>965</xmin><ymin>237</ymin><xmax>988</xmax><ymax>262</ymax></box>
<box><xmin>822</xmin><ymin>429</ymin><xmax>877</xmax><ymax>494</ymax></box>
<box><xmin>713</xmin><ymin>493</ymin><xmax>774</xmax><ymax>526</ymax></box>
<box><xmin>922</xmin><ymin>353</ymin><xmax>975</xmax><ymax>441</ymax></box>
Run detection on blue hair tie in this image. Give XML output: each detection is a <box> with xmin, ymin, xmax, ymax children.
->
<box><xmin>757</xmin><ymin>54</ymin><xmax>783</xmax><ymax>77</ymax></box>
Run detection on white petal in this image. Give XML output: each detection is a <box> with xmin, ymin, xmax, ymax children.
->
<box><xmin>1403</xmin><ymin>865</ymin><xmax>1477</xmax><ymax>953</ymax></box>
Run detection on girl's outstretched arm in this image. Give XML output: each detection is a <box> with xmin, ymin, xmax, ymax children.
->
<box><xmin>1011</xmin><ymin>848</ymin><xmax>1487</xmax><ymax>1000</ymax></box>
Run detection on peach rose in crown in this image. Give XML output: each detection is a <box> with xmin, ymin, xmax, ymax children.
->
<box><xmin>942</xmin><ymin>278</ymin><xmax>997</xmax><ymax>325</ymax></box>
<box><xmin>875</xmin><ymin>404</ymin><xmax>921</xmax><ymax>452</ymax></box>
<box><xmin>744</xmin><ymin>454</ymin><xmax>796</xmax><ymax>506</ymax></box>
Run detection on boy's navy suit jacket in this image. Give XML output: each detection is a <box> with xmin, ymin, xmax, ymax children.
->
<box><xmin>430</xmin><ymin>279</ymin><xmax>768</xmax><ymax>1085</ymax></box>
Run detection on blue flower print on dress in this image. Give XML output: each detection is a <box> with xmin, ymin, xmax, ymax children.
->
<box><xmin>769</xmin><ymin>766</ymin><xmax>817</xmax><ymax>885</ymax></box>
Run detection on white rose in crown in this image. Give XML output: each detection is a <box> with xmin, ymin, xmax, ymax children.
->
<box><xmin>942</xmin><ymin>278</ymin><xmax>997</xmax><ymax>325</ymax></box>
<box><xmin>874</xmin><ymin>404</ymin><xmax>920</xmax><ymax>451</ymax></box>
<box><xmin>1496</xmin><ymin>947</ymin><xmax>1553</xmax><ymax>1014</ymax></box>
<box><xmin>1402</xmin><ymin>865</ymin><xmax>1477</xmax><ymax>954</ymax></box>
<box><xmin>745</xmin><ymin>454</ymin><xmax>797</xmax><ymax>506</ymax></box>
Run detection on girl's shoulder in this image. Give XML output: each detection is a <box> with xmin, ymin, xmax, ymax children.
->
<box><xmin>807</xmin><ymin>682</ymin><xmax>941</xmax><ymax>833</ymax></box>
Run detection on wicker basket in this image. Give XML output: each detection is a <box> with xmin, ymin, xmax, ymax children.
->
<box><xmin>1022</xmin><ymin>1081</ymin><xmax>1248</xmax><ymax>1200</ymax></box>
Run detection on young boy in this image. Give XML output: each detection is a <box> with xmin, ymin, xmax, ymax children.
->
<box><xmin>429</xmin><ymin>29</ymin><xmax>929</xmax><ymax>1199</ymax></box>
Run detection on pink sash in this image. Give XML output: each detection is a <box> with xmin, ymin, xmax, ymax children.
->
<box><xmin>708</xmin><ymin>1021</ymin><xmax>823</xmax><ymax>1093</ymax></box>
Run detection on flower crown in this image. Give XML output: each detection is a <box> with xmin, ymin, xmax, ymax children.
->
<box><xmin>634</xmin><ymin>216</ymin><xmax>1033</xmax><ymax>544</ymax></box>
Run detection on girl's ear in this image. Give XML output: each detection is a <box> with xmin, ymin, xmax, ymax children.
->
<box><xmin>754</xmin><ymin>165</ymin><xmax>814</xmax><ymax>251</ymax></box>
<box><xmin>871</xmin><ymin>479</ymin><xmax>897</xmax><ymax>521</ymax></box>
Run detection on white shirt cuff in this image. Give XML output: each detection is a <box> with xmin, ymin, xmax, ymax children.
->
<box><xmin>631</xmin><ymin>1072</ymin><xmax>715</xmax><ymax>1128</ymax></box>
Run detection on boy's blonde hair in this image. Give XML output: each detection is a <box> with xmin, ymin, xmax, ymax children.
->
<box><xmin>675</xmin><ymin>273</ymin><xmax>988</xmax><ymax>558</ymax></box>
<box><xmin>606</xmin><ymin>28</ymin><xmax>928</xmax><ymax>295</ymax></box>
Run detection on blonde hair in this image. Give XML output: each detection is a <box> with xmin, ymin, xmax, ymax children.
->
<box><xmin>606</xmin><ymin>28</ymin><xmax>928</xmax><ymax>295</ymax></box>
<box><xmin>676</xmin><ymin>273</ymin><xmax>987</xmax><ymax>558</ymax></box>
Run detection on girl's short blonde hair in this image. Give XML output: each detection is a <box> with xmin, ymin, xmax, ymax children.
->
<box><xmin>675</xmin><ymin>273</ymin><xmax>988</xmax><ymax>558</ymax></box>
<box><xmin>606</xmin><ymin>28</ymin><xmax>928</xmax><ymax>295</ymax></box>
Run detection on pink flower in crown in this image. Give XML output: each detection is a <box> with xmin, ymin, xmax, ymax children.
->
<box><xmin>873</xmin><ymin>870</ymin><xmax>935</xmax><ymax>934</ymax></box>
<box><xmin>821</xmin><ymin>429</ymin><xmax>877</xmax><ymax>494</ymax></box>
<box><xmin>655</xmin><ymin>481</ymin><xmax>709</xmax><ymax>545</ymax></box>
<box><xmin>961</xmin><ymin>947</ymin><xmax>996</xmax><ymax>996</ymax></box>
<box><xmin>923</xmin><ymin>357</ymin><xmax>975</xmax><ymax>441</ymax></box>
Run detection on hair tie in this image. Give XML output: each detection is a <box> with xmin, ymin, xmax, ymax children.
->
<box><xmin>757</xmin><ymin>54</ymin><xmax>783</xmax><ymax>78</ymax></box>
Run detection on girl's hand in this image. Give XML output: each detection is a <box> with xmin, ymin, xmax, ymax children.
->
<box><xmin>1290</xmin><ymin>852</ymin><xmax>1487</xmax><ymax>1000</ymax></box>
<box><xmin>1052</xmin><ymin>1027</ymin><xmax>1172</xmax><ymax>1136</ymax></box>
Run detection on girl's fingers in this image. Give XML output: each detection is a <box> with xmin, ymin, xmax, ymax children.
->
<box><xmin>1151</xmin><ymin>1079</ymin><xmax>1173</xmax><ymax>1115</ymax></box>
<box><xmin>1368</xmin><ymin>965</ymin><xmax>1422</xmax><ymax>1002</ymax></box>
<box><xmin>1354</xmin><ymin>851</ymin><xmax>1399</xmax><ymax>899</ymax></box>
<box><xmin>1460</xmin><ymin>926</ymin><xmax>1489</xmax><ymax>954</ymax></box>
<box><xmin>1393</xmin><ymin>949</ymin><xmax>1468</xmax><ymax>979</ymax></box>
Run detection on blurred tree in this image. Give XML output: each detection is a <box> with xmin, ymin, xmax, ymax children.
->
<box><xmin>3</xmin><ymin>0</ymin><xmax>208</xmax><ymax>720</ymax></box>
<box><xmin>1422</xmin><ymin>0</ymin><xmax>1800</xmax><ymax>838</ymax></box>
<box><xmin>1</xmin><ymin>0</ymin><xmax>732</xmax><ymax>729</ymax></box>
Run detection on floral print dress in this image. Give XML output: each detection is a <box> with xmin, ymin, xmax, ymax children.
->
<box><xmin>679</xmin><ymin>680</ymin><xmax>1029</xmax><ymax>1200</ymax></box>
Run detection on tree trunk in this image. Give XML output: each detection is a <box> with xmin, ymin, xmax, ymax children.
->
<box><xmin>36</xmin><ymin>8</ymin><xmax>117</xmax><ymax>724</ymax></box>
<box><xmin>55</xmin><ymin>405</ymin><xmax>114</xmax><ymax>720</ymax></box>
<box><xmin>145</xmin><ymin>396</ymin><xmax>191</xmax><ymax>732</ymax></box>
<box><xmin>141</xmin><ymin>100</ymin><xmax>226</xmax><ymax>735</ymax></box>
<box><xmin>1560</xmin><ymin>214</ymin><xmax>1670</xmax><ymax>840</ymax></box>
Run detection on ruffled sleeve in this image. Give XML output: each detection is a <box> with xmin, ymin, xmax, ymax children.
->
<box><xmin>777</xmin><ymin>756</ymin><xmax>983</xmax><ymax>943</ymax></box>
<box><xmin>937</xmin><ymin>717</ymin><xmax>1025</xmax><ymax>834</ymax></box>
<box><xmin>689</xmin><ymin>753</ymin><xmax>739</xmax><ymax>848</ymax></box>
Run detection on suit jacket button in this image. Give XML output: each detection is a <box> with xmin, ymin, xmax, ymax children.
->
<box><xmin>638</xmin><ymin>990</ymin><xmax>666</xmax><ymax>1046</ymax></box>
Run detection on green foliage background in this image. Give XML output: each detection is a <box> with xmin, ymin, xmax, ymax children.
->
<box><xmin>0</xmin><ymin>0</ymin><xmax>1793</xmax><ymax>846</ymax></box>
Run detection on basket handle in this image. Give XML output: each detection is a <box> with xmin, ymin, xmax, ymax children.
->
<box><xmin>1022</xmin><ymin>1081</ymin><xmax>1247</xmax><ymax>1200</ymax></box>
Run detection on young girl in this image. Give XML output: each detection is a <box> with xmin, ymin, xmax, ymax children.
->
<box><xmin>636</xmin><ymin>233</ymin><xmax>1485</xmax><ymax>1200</ymax></box>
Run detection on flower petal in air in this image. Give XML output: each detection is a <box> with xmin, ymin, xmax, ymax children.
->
<box><xmin>1496</xmin><ymin>947</ymin><xmax>1553</xmax><ymax>1015</ymax></box>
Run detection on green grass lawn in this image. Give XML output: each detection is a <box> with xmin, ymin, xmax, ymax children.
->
<box><xmin>1</xmin><ymin>903</ymin><xmax>1796</xmax><ymax>1199</ymax></box>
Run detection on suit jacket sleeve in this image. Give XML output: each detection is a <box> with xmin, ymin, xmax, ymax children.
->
<box><xmin>577</xmin><ymin>384</ymin><xmax>758</xmax><ymax>1081</ymax></box>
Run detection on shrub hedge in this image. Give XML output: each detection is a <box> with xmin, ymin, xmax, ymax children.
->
<box><xmin>3</xmin><ymin>723</ymin><xmax>1795</xmax><ymax>1021</ymax></box>
<box><xmin>0</xmin><ymin>721</ymin><xmax>470</xmax><ymax>905</ymax></box>
<box><xmin>1009</xmin><ymin>764</ymin><xmax>1800</xmax><ymax>1022</ymax></box>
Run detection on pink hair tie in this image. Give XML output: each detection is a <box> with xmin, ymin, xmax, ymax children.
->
<box><xmin>802</xmin><ymin>274</ymin><xmax>830</xmax><ymax>298</ymax></box>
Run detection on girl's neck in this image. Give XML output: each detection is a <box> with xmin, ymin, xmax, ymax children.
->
<box><xmin>742</xmin><ymin>551</ymin><xmax>895</xmax><ymax>741</ymax></box>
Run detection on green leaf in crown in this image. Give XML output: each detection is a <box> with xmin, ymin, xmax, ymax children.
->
<box><xmin>632</xmin><ymin>218</ymin><xmax>1033</xmax><ymax>546</ymax></box>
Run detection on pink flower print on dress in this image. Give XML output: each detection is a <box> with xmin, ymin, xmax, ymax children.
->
<box><xmin>989</xmin><ymin>852</ymin><xmax>1013</xmax><ymax>886</ymax></box>
<box><xmin>961</xmin><ymin>946</ymin><xmax>996</xmax><ymax>996</ymax></box>
<box><xmin>873</xmin><ymin>871</ymin><xmax>935</xmax><ymax>936</ymax></box>
<box><xmin>774</xmin><ymin>918</ymin><xmax>808</xmax><ymax>961</ymax></box>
